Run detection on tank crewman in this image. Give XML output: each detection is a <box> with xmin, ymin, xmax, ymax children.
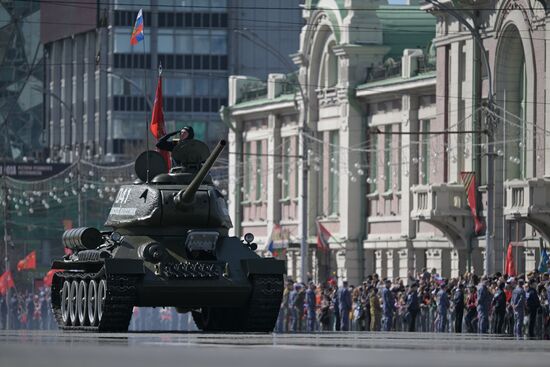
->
<box><xmin>511</xmin><ymin>279</ymin><xmax>526</xmax><ymax>338</ymax></box>
<box><xmin>452</xmin><ymin>283</ymin><xmax>465</xmax><ymax>333</ymax></box>
<box><xmin>477</xmin><ymin>277</ymin><xmax>491</xmax><ymax>334</ymax></box>
<box><xmin>382</xmin><ymin>279</ymin><xmax>395</xmax><ymax>331</ymax></box>
<box><xmin>156</xmin><ymin>126</ymin><xmax>195</xmax><ymax>152</ymax></box>
<box><xmin>305</xmin><ymin>282</ymin><xmax>317</xmax><ymax>332</ymax></box>
<box><xmin>338</xmin><ymin>280</ymin><xmax>352</xmax><ymax>331</ymax></box>
<box><xmin>436</xmin><ymin>283</ymin><xmax>450</xmax><ymax>332</ymax></box>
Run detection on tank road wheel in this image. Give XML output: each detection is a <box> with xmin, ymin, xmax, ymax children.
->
<box><xmin>97</xmin><ymin>279</ymin><xmax>107</xmax><ymax>323</ymax></box>
<box><xmin>60</xmin><ymin>280</ymin><xmax>71</xmax><ymax>326</ymax></box>
<box><xmin>69</xmin><ymin>280</ymin><xmax>79</xmax><ymax>326</ymax></box>
<box><xmin>77</xmin><ymin>280</ymin><xmax>88</xmax><ymax>326</ymax></box>
<box><xmin>87</xmin><ymin>280</ymin><xmax>98</xmax><ymax>326</ymax></box>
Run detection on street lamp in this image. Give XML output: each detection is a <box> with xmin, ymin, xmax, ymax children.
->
<box><xmin>233</xmin><ymin>28</ymin><xmax>310</xmax><ymax>282</ymax></box>
<box><xmin>424</xmin><ymin>0</ymin><xmax>496</xmax><ymax>275</ymax></box>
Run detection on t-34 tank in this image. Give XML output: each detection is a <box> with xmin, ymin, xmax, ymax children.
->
<box><xmin>50</xmin><ymin>139</ymin><xmax>285</xmax><ymax>332</ymax></box>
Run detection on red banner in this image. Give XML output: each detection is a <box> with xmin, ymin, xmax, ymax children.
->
<box><xmin>149</xmin><ymin>74</ymin><xmax>171</xmax><ymax>171</ymax></box>
<box><xmin>0</xmin><ymin>271</ymin><xmax>15</xmax><ymax>295</ymax></box>
<box><xmin>505</xmin><ymin>243</ymin><xmax>517</xmax><ymax>276</ymax></box>
<box><xmin>460</xmin><ymin>172</ymin><xmax>484</xmax><ymax>234</ymax></box>
<box><xmin>17</xmin><ymin>250</ymin><xmax>36</xmax><ymax>271</ymax></box>
<box><xmin>43</xmin><ymin>269</ymin><xmax>63</xmax><ymax>287</ymax></box>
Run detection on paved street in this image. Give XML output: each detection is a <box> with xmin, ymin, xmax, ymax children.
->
<box><xmin>1</xmin><ymin>331</ymin><xmax>549</xmax><ymax>367</ymax></box>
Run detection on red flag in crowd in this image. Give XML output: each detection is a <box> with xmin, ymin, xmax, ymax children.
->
<box><xmin>0</xmin><ymin>271</ymin><xmax>15</xmax><ymax>295</ymax></box>
<box><xmin>17</xmin><ymin>250</ymin><xmax>36</xmax><ymax>271</ymax></box>
<box><xmin>149</xmin><ymin>69</ymin><xmax>171</xmax><ymax>171</ymax></box>
<box><xmin>505</xmin><ymin>243</ymin><xmax>516</xmax><ymax>276</ymax></box>
<box><xmin>460</xmin><ymin>172</ymin><xmax>484</xmax><ymax>234</ymax></box>
<box><xmin>43</xmin><ymin>269</ymin><xmax>63</xmax><ymax>287</ymax></box>
<box><xmin>316</xmin><ymin>221</ymin><xmax>332</xmax><ymax>252</ymax></box>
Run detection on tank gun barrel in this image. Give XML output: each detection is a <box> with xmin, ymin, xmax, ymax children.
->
<box><xmin>174</xmin><ymin>140</ymin><xmax>226</xmax><ymax>207</ymax></box>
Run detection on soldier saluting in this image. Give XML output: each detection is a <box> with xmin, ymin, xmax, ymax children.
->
<box><xmin>156</xmin><ymin>126</ymin><xmax>195</xmax><ymax>152</ymax></box>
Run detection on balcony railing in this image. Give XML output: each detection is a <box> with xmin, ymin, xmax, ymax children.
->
<box><xmin>411</xmin><ymin>183</ymin><xmax>468</xmax><ymax>218</ymax></box>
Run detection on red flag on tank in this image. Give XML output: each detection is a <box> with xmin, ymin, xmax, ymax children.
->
<box><xmin>17</xmin><ymin>250</ymin><xmax>36</xmax><ymax>271</ymax></box>
<box><xmin>460</xmin><ymin>171</ymin><xmax>484</xmax><ymax>234</ymax></box>
<box><xmin>149</xmin><ymin>69</ymin><xmax>171</xmax><ymax>171</ymax></box>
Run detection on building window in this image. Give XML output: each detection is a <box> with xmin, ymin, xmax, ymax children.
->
<box><xmin>421</xmin><ymin>119</ymin><xmax>431</xmax><ymax>185</ymax></box>
<box><xmin>244</xmin><ymin>142</ymin><xmax>251</xmax><ymax>201</ymax></box>
<box><xmin>384</xmin><ymin>125</ymin><xmax>392</xmax><ymax>191</ymax></box>
<box><xmin>255</xmin><ymin>140</ymin><xmax>263</xmax><ymax>201</ymax></box>
<box><xmin>397</xmin><ymin>128</ymin><xmax>402</xmax><ymax>191</ymax></box>
<box><xmin>328</xmin><ymin>130</ymin><xmax>339</xmax><ymax>215</ymax></box>
<box><xmin>369</xmin><ymin>133</ymin><xmax>377</xmax><ymax>193</ymax></box>
<box><xmin>282</xmin><ymin>137</ymin><xmax>291</xmax><ymax>198</ymax></box>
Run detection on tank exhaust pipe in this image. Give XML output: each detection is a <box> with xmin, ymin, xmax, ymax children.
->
<box><xmin>174</xmin><ymin>140</ymin><xmax>226</xmax><ymax>208</ymax></box>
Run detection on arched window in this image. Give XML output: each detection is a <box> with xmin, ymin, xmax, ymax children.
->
<box><xmin>318</xmin><ymin>41</ymin><xmax>338</xmax><ymax>89</ymax></box>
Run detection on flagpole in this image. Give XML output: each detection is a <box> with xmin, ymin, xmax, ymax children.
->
<box><xmin>142</xmin><ymin>40</ymin><xmax>150</xmax><ymax>183</ymax></box>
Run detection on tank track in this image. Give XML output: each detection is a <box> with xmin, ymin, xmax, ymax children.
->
<box><xmin>192</xmin><ymin>274</ymin><xmax>283</xmax><ymax>332</ymax></box>
<box><xmin>242</xmin><ymin>274</ymin><xmax>284</xmax><ymax>332</ymax></box>
<box><xmin>51</xmin><ymin>270</ymin><xmax>138</xmax><ymax>332</ymax></box>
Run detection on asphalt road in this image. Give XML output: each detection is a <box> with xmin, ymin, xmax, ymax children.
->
<box><xmin>1</xmin><ymin>331</ymin><xmax>549</xmax><ymax>367</ymax></box>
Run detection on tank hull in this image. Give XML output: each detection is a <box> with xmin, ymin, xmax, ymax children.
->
<box><xmin>50</xmin><ymin>235</ymin><xmax>285</xmax><ymax>332</ymax></box>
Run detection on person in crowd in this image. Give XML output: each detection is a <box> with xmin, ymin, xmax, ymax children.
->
<box><xmin>382</xmin><ymin>279</ymin><xmax>395</xmax><ymax>331</ymax></box>
<box><xmin>452</xmin><ymin>283</ymin><xmax>465</xmax><ymax>333</ymax></box>
<box><xmin>370</xmin><ymin>287</ymin><xmax>382</xmax><ymax>331</ymax></box>
<box><xmin>492</xmin><ymin>281</ymin><xmax>507</xmax><ymax>334</ymax></box>
<box><xmin>436</xmin><ymin>283</ymin><xmax>450</xmax><ymax>332</ymax></box>
<box><xmin>305</xmin><ymin>282</ymin><xmax>317</xmax><ymax>332</ymax></box>
<box><xmin>477</xmin><ymin>277</ymin><xmax>492</xmax><ymax>334</ymax></box>
<box><xmin>338</xmin><ymin>280</ymin><xmax>352</xmax><ymax>331</ymax></box>
<box><xmin>331</xmin><ymin>282</ymin><xmax>340</xmax><ymax>331</ymax></box>
<box><xmin>405</xmin><ymin>283</ymin><xmax>419</xmax><ymax>332</ymax></box>
<box><xmin>464</xmin><ymin>284</ymin><xmax>477</xmax><ymax>333</ymax></box>
<box><xmin>362</xmin><ymin>282</ymin><xmax>371</xmax><ymax>331</ymax></box>
<box><xmin>277</xmin><ymin>281</ymin><xmax>293</xmax><ymax>333</ymax></box>
<box><xmin>288</xmin><ymin>283</ymin><xmax>304</xmax><ymax>332</ymax></box>
<box><xmin>526</xmin><ymin>278</ymin><xmax>541</xmax><ymax>338</ymax></box>
<box><xmin>512</xmin><ymin>279</ymin><xmax>526</xmax><ymax>338</ymax></box>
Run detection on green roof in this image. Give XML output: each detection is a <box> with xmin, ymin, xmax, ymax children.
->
<box><xmin>231</xmin><ymin>93</ymin><xmax>296</xmax><ymax>110</ymax></box>
<box><xmin>376</xmin><ymin>5</ymin><xmax>435</xmax><ymax>60</ymax></box>
<box><xmin>356</xmin><ymin>70</ymin><xmax>436</xmax><ymax>91</ymax></box>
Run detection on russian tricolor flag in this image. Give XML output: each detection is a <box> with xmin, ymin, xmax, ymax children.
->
<box><xmin>130</xmin><ymin>9</ymin><xmax>144</xmax><ymax>45</ymax></box>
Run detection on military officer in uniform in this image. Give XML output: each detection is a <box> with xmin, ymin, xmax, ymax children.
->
<box><xmin>382</xmin><ymin>279</ymin><xmax>395</xmax><ymax>331</ymax></box>
<box><xmin>511</xmin><ymin>279</ymin><xmax>526</xmax><ymax>338</ymax></box>
<box><xmin>477</xmin><ymin>277</ymin><xmax>491</xmax><ymax>334</ymax></box>
<box><xmin>436</xmin><ymin>283</ymin><xmax>450</xmax><ymax>332</ymax></box>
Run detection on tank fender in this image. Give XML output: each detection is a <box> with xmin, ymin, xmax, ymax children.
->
<box><xmin>104</xmin><ymin>258</ymin><xmax>145</xmax><ymax>275</ymax></box>
<box><xmin>241</xmin><ymin>258</ymin><xmax>286</xmax><ymax>277</ymax></box>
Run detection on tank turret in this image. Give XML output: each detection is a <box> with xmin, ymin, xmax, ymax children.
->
<box><xmin>174</xmin><ymin>139</ymin><xmax>226</xmax><ymax>207</ymax></box>
<box><xmin>49</xmin><ymin>138</ymin><xmax>285</xmax><ymax>333</ymax></box>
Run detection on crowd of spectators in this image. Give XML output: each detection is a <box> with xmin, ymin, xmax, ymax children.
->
<box><xmin>277</xmin><ymin>268</ymin><xmax>550</xmax><ymax>339</ymax></box>
<box><xmin>2</xmin><ymin>268</ymin><xmax>549</xmax><ymax>338</ymax></box>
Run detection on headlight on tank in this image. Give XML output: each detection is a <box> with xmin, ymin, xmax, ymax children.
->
<box><xmin>185</xmin><ymin>231</ymin><xmax>219</xmax><ymax>253</ymax></box>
